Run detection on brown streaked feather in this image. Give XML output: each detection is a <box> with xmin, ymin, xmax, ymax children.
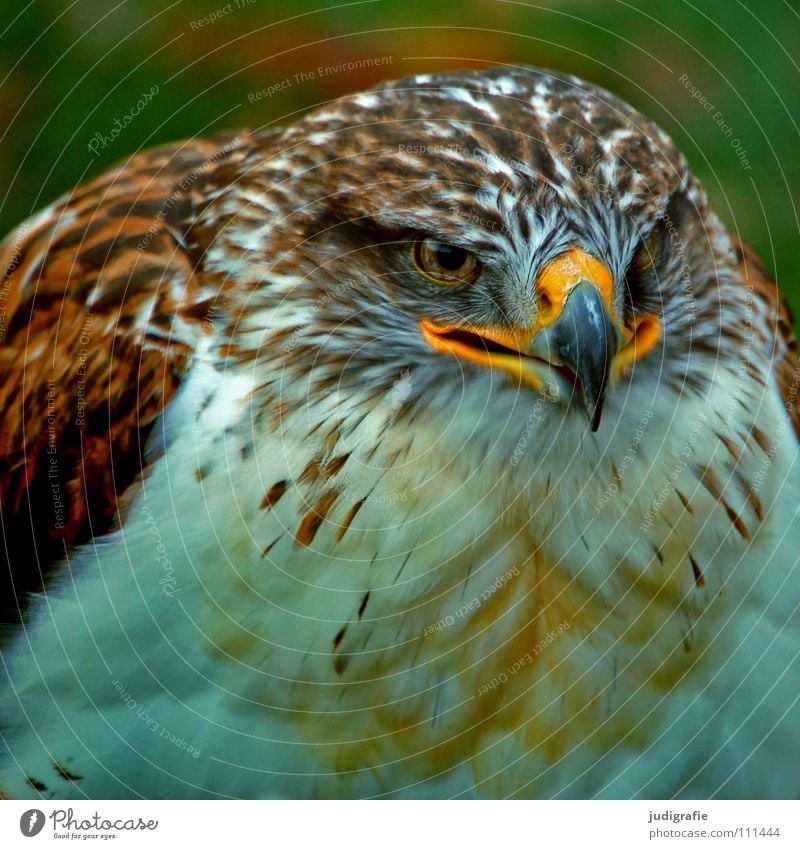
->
<box><xmin>295</xmin><ymin>490</ymin><xmax>340</xmax><ymax>548</ymax></box>
<box><xmin>260</xmin><ymin>480</ymin><xmax>289</xmax><ymax>510</ymax></box>
<box><xmin>0</xmin><ymin>134</ymin><xmax>254</xmax><ymax>632</ymax></box>
<box><xmin>733</xmin><ymin>238</ymin><xmax>800</xmax><ymax>440</ymax></box>
<box><xmin>335</xmin><ymin>497</ymin><xmax>367</xmax><ymax>543</ymax></box>
<box><xmin>696</xmin><ymin>464</ymin><xmax>750</xmax><ymax>540</ymax></box>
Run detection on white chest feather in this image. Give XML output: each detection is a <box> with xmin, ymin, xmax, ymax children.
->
<box><xmin>2</xmin><ymin>360</ymin><xmax>798</xmax><ymax>799</ymax></box>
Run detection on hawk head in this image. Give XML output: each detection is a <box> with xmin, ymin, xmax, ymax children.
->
<box><xmin>202</xmin><ymin>67</ymin><xmax>746</xmax><ymax>477</ymax></box>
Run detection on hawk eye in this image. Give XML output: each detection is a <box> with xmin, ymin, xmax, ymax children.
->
<box><xmin>412</xmin><ymin>239</ymin><xmax>481</xmax><ymax>286</ymax></box>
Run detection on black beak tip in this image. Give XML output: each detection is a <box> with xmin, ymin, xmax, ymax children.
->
<box><xmin>587</xmin><ymin>397</ymin><xmax>604</xmax><ymax>432</ymax></box>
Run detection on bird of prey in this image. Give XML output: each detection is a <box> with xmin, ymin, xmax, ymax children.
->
<box><xmin>0</xmin><ymin>67</ymin><xmax>797</xmax><ymax>799</ymax></box>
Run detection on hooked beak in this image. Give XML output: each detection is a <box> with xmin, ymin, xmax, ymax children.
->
<box><xmin>529</xmin><ymin>280</ymin><xmax>620</xmax><ymax>430</ymax></box>
<box><xmin>418</xmin><ymin>247</ymin><xmax>661</xmax><ymax>431</ymax></box>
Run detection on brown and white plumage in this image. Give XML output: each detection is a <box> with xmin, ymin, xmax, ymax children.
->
<box><xmin>0</xmin><ymin>67</ymin><xmax>798</xmax><ymax>799</ymax></box>
<box><xmin>0</xmin><ymin>135</ymin><xmax>245</xmax><ymax>616</ymax></box>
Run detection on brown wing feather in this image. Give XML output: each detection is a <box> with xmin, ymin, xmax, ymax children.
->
<box><xmin>733</xmin><ymin>238</ymin><xmax>800</xmax><ymax>440</ymax></box>
<box><xmin>0</xmin><ymin>133</ymin><xmax>251</xmax><ymax>631</ymax></box>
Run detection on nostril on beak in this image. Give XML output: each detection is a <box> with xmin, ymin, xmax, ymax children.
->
<box><xmin>538</xmin><ymin>291</ymin><xmax>553</xmax><ymax>317</ymax></box>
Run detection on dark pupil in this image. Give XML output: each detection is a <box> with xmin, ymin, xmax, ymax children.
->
<box><xmin>435</xmin><ymin>244</ymin><xmax>467</xmax><ymax>271</ymax></box>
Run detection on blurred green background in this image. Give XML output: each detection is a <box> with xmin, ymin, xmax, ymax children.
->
<box><xmin>1</xmin><ymin>0</ymin><xmax>798</xmax><ymax>313</ymax></box>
